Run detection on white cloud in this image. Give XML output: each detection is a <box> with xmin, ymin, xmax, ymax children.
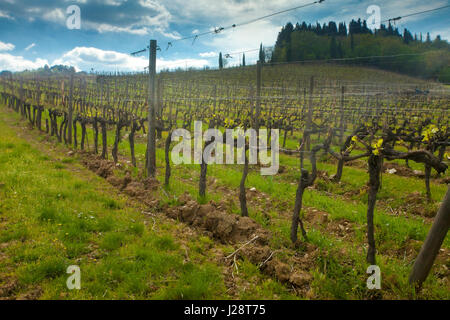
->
<box><xmin>79</xmin><ymin>1</ymin><xmax>175</xmax><ymax>37</ymax></box>
<box><xmin>430</xmin><ymin>29</ymin><xmax>450</xmax><ymax>41</ymax></box>
<box><xmin>104</xmin><ymin>0</ymin><xmax>124</xmax><ymax>6</ymax></box>
<box><xmin>0</xmin><ymin>10</ymin><xmax>14</xmax><ymax>20</ymax></box>
<box><xmin>154</xmin><ymin>28</ymin><xmax>181</xmax><ymax>40</ymax></box>
<box><xmin>206</xmin><ymin>20</ymin><xmax>279</xmax><ymax>66</ymax></box>
<box><xmin>64</xmin><ymin>0</ymin><xmax>87</xmax><ymax>3</ymax></box>
<box><xmin>0</xmin><ymin>41</ymin><xmax>15</xmax><ymax>52</ymax></box>
<box><xmin>0</xmin><ymin>53</ymin><xmax>48</xmax><ymax>71</ymax></box>
<box><xmin>158</xmin><ymin>58</ymin><xmax>209</xmax><ymax>70</ymax></box>
<box><xmin>86</xmin><ymin>22</ymin><xmax>149</xmax><ymax>35</ymax></box>
<box><xmin>82</xmin><ymin>22</ymin><xmax>180</xmax><ymax>37</ymax></box>
<box><xmin>52</xmin><ymin>47</ymin><xmax>147</xmax><ymax>72</ymax></box>
<box><xmin>8</xmin><ymin>1</ymin><xmax>174</xmax><ymax>37</ymax></box>
<box><xmin>23</xmin><ymin>7</ymin><xmax>66</xmax><ymax>25</ymax></box>
<box><xmin>42</xmin><ymin>8</ymin><xmax>66</xmax><ymax>24</ymax></box>
<box><xmin>51</xmin><ymin>46</ymin><xmax>209</xmax><ymax>72</ymax></box>
<box><xmin>199</xmin><ymin>51</ymin><xmax>217</xmax><ymax>58</ymax></box>
<box><xmin>25</xmin><ymin>43</ymin><xmax>36</xmax><ymax>51</ymax></box>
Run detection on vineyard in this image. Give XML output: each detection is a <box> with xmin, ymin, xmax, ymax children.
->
<box><xmin>0</xmin><ymin>61</ymin><xmax>449</xmax><ymax>300</ymax></box>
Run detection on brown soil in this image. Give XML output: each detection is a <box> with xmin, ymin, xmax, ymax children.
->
<box><xmin>383</xmin><ymin>162</ymin><xmax>416</xmax><ymax>177</ymax></box>
<box><xmin>167</xmin><ymin>195</ymin><xmax>270</xmax><ymax>245</ymax></box>
<box><xmin>304</xmin><ymin>208</ymin><xmax>355</xmax><ymax>240</ymax></box>
<box><xmin>399</xmin><ymin>191</ymin><xmax>438</xmax><ymax>218</ymax></box>
<box><xmin>0</xmin><ymin>279</ymin><xmax>18</xmax><ymax>299</ymax></box>
<box><xmin>343</xmin><ymin>185</ymin><xmax>369</xmax><ymax>198</ymax></box>
<box><xmin>436</xmin><ymin>176</ymin><xmax>450</xmax><ymax>184</ymax></box>
<box><xmin>15</xmin><ymin>287</ymin><xmax>43</xmax><ymax>300</ymax></box>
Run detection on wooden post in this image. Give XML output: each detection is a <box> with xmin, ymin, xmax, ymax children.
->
<box><xmin>18</xmin><ymin>77</ymin><xmax>24</xmax><ymax>116</ymax></box>
<box><xmin>100</xmin><ymin>79</ymin><xmax>103</xmax><ymax>106</ymax></box>
<box><xmin>157</xmin><ymin>75</ymin><xmax>163</xmax><ymax>117</ymax></box>
<box><xmin>301</xmin><ymin>77</ymin><xmax>314</xmax><ymax>169</ymax></box>
<box><xmin>409</xmin><ymin>186</ymin><xmax>450</xmax><ymax>288</ymax></box>
<box><xmin>213</xmin><ymin>84</ymin><xmax>217</xmax><ymax>115</ymax></box>
<box><xmin>9</xmin><ymin>73</ymin><xmax>13</xmax><ymax>96</ymax></box>
<box><xmin>306</xmin><ymin>76</ymin><xmax>314</xmax><ymax>151</ymax></box>
<box><xmin>147</xmin><ymin>39</ymin><xmax>157</xmax><ymax>177</ymax></box>
<box><xmin>36</xmin><ymin>76</ymin><xmax>41</xmax><ymax>107</ymax></box>
<box><xmin>255</xmin><ymin>60</ymin><xmax>262</xmax><ymax>132</ymax></box>
<box><xmin>339</xmin><ymin>86</ymin><xmax>345</xmax><ymax>144</ymax></box>
<box><xmin>68</xmin><ymin>74</ymin><xmax>74</xmax><ymax>145</ymax></box>
<box><xmin>107</xmin><ymin>82</ymin><xmax>110</xmax><ymax>105</ymax></box>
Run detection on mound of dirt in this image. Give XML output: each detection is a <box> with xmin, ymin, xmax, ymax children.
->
<box><xmin>400</xmin><ymin>192</ymin><xmax>438</xmax><ymax>217</ymax></box>
<box><xmin>167</xmin><ymin>199</ymin><xmax>270</xmax><ymax>245</ymax></box>
<box><xmin>82</xmin><ymin>155</ymin><xmax>160</xmax><ymax>202</ymax></box>
<box><xmin>317</xmin><ymin>170</ymin><xmax>331</xmax><ymax>181</ymax></box>
<box><xmin>16</xmin><ymin>288</ymin><xmax>42</xmax><ymax>300</ymax></box>
<box><xmin>82</xmin><ymin>155</ymin><xmax>115</xmax><ymax>179</ymax></box>
<box><xmin>404</xmin><ymin>191</ymin><xmax>426</xmax><ymax>205</ymax></box>
<box><xmin>343</xmin><ymin>185</ymin><xmax>369</xmax><ymax>198</ymax></box>
<box><xmin>143</xmin><ymin>177</ymin><xmax>160</xmax><ymax>190</ymax></box>
<box><xmin>0</xmin><ymin>279</ymin><xmax>18</xmax><ymax>299</ymax></box>
<box><xmin>289</xmin><ymin>271</ymin><xmax>313</xmax><ymax>287</ymax></box>
<box><xmin>106</xmin><ymin>173</ymin><xmax>132</xmax><ymax>191</ymax></box>
<box><xmin>262</xmin><ymin>256</ymin><xmax>314</xmax><ymax>289</ymax></box>
<box><xmin>304</xmin><ymin>209</ymin><xmax>329</xmax><ymax>225</ymax></box>
<box><xmin>124</xmin><ymin>181</ymin><xmax>148</xmax><ymax>197</ymax></box>
<box><xmin>383</xmin><ymin>162</ymin><xmax>414</xmax><ymax>177</ymax></box>
<box><xmin>239</xmin><ymin>245</ymin><xmax>272</xmax><ymax>264</ymax></box>
<box><xmin>265</xmin><ymin>260</ymin><xmax>291</xmax><ymax>282</ymax></box>
<box><xmin>437</xmin><ymin>176</ymin><xmax>450</xmax><ymax>184</ymax></box>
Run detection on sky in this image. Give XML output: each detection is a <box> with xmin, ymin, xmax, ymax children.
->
<box><xmin>0</xmin><ymin>0</ymin><xmax>449</xmax><ymax>72</ymax></box>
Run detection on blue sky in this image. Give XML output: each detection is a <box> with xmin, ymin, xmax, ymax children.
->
<box><xmin>0</xmin><ymin>0</ymin><xmax>449</xmax><ymax>72</ymax></box>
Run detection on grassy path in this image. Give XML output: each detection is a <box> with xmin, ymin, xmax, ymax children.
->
<box><xmin>0</xmin><ymin>109</ymin><xmax>300</xmax><ymax>300</ymax></box>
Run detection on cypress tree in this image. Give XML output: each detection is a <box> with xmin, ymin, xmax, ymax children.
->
<box><xmin>219</xmin><ymin>52</ymin><xmax>223</xmax><ymax>70</ymax></box>
<box><xmin>259</xmin><ymin>43</ymin><xmax>265</xmax><ymax>63</ymax></box>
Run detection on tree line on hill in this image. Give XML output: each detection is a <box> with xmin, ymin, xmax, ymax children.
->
<box><xmin>1</xmin><ymin>64</ymin><xmax>85</xmax><ymax>77</ymax></box>
<box><xmin>270</xmin><ymin>19</ymin><xmax>450</xmax><ymax>82</ymax></box>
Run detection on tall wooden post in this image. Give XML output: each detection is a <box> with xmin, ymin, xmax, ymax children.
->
<box><xmin>147</xmin><ymin>40</ymin><xmax>157</xmax><ymax>177</ymax></box>
<box><xmin>19</xmin><ymin>78</ymin><xmax>24</xmax><ymax>116</ymax></box>
<box><xmin>254</xmin><ymin>60</ymin><xmax>262</xmax><ymax>132</ymax></box>
<box><xmin>9</xmin><ymin>73</ymin><xmax>13</xmax><ymax>96</ymax></box>
<box><xmin>306</xmin><ymin>76</ymin><xmax>314</xmax><ymax>151</ymax></box>
<box><xmin>213</xmin><ymin>84</ymin><xmax>217</xmax><ymax>115</ymax></box>
<box><xmin>409</xmin><ymin>186</ymin><xmax>450</xmax><ymax>288</ymax></box>
<box><xmin>339</xmin><ymin>86</ymin><xmax>345</xmax><ymax>144</ymax></box>
<box><xmin>36</xmin><ymin>76</ymin><xmax>41</xmax><ymax>107</ymax></box>
<box><xmin>68</xmin><ymin>74</ymin><xmax>74</xmax><ymax>145</ymax></box>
